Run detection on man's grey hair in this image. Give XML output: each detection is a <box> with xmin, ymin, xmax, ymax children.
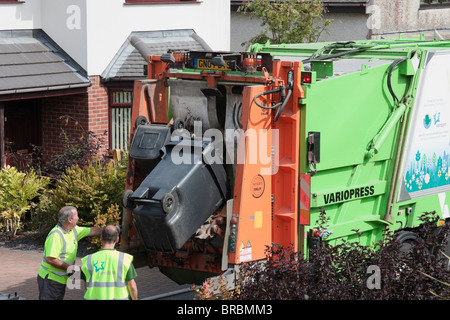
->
<box><xmin>58</xmin><ymin>206</ymin><xmax>76</xmax><ymax>225</ymax></box>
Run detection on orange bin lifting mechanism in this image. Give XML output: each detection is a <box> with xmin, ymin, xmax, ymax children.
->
<box><xmin>121</xmin><ymin>50</ymin><xmax>309</xmax><ymax>284</ymax></box>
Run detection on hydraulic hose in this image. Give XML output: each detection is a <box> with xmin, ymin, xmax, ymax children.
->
<box><xmin>387</xmin><ymin>57</ymin><xmax>409</xmax><ymax>105</ymax></box>
<box><xmin>387</xmin><ymin>51</ymin><xmax>417</xmax><ymax>105</ymax></box>
<box><xmin>253</xmin><ymin>86</ymin><xmax>293</xmax><ymax>122</ymax></box>
<box><xmin>253</xmin><ymin>87</ymin><xmax>285</xmax><ymax>110</ymax></box>
<box><xmin>274</xmin><ymin>88</ymin><xmax>292</xmax><ymax>122</ymax></box>
<box><xmin>303</xmin><ymin>41</ymin><xmax>375</xmax><ymax>63</ymax></box>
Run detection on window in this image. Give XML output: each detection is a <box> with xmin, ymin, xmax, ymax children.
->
<box><xmin>420</xmin><ymin>0</ymin><xmax>450</xmax><ymax>8</ymax></box>
<box><xmin>109</xmin><ymin>90</ymin><xmax>133</xmax><ymax>151</ymax></box>
<box><xmin>125</xmin><ymin>0</ymin><xmax>199</xmax><ymax>4</ymax></box>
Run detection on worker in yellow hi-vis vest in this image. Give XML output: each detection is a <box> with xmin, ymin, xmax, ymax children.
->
<box><xmin>37</xmin><ymin>206</ymin><xmax>103</xmax><ymax>300</ymax></box>
<box><xmin>81</xmin><ymin>225</ymin><xmax>139</xmax><ymax>300</ymax></box>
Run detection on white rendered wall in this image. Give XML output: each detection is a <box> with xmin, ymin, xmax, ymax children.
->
<box><xmin>85</xmin><ymin>0</ymin><xmax>230</xmax><ymax>75</ymax></box>
<box><xmin>1</xmin><ymin>0</ymin><xmax>230</xmax><ymax>75</ymax></box>
<box><xmin>0</xmin><ymin>1</ymin><xmax>42</xmax><ymax>30</ymax></box>
<box><xmin>41</xmin><ymin>0</ymin><xmax>88</xmax><ymax>70</ymax></box>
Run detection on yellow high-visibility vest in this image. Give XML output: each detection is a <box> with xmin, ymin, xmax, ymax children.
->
<box><xmin>38</xmin><ymin>225</ymin><xmax>90</xmax><ymax>284</ymax></box>
<box><xmin>81</xmin><ymin>249</ymin><xmax>133</xmax><ymax>300</ymax></box>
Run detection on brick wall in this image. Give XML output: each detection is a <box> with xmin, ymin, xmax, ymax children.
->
<box><xmin>41</xmin><ymin>93</ymin><xmax>89</xmax><ymax>156</ymax></box>
<box><xmin>87</xmin><ymin>76</ymin><xmax>109</xmax><ymax>155</ymax></box>
<box><xmin>41</xmin><ymin>75</ymin><xmax>110</xmax><ymax>159</ymax></box>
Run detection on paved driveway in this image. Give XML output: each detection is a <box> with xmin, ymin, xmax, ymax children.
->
<box><xmin>0</xmin><ymin>247</ymin><xmax>190</xmax><ymax>300</ymax></box>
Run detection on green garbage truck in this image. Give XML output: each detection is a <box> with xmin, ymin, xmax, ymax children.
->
<box><xmin>123</xmin><ymin>36</ymin><xmax>450</xmax><ymax>284</ymax></box>
<box><xmin>248</xmin><ymin>37</ymin><xmax>450</xmax><ymax>258</ymax></box>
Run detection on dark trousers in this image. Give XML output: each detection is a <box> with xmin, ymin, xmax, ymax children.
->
<box><xmin>37</xmin><ymin>274</ymin><xmax>66</xmax><ymax>300</ymax></box>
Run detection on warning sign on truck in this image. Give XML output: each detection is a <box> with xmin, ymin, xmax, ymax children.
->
<box><xmin>239</xmin><ymin>241</ymin><xmax>252</xmax><ymax>263</ymax></box>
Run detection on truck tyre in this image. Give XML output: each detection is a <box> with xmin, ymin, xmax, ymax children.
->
<box><xmin>443</xmin><ymin>228</ymin><xmax>450</xmax><ymax>270</ymax></box>
<box><xmin>395</xmin><ymin>230</ymin><xmax>423</xmax><ymax>255</ymax></box>
<box><xmin>440</xmin><ymin>227</ymin><xmax>450</xmax><ymax>270</ymax></box>
<box><xmin>430</xmin><ymin>221</ymin><xmax>450</xmax><ymax>270</ymax></box>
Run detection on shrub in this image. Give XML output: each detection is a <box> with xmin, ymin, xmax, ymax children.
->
<box><xmin>48</xmin><ymin>128</ymin><xmax>107</xmax><ymax>179</ymax></box>
<box><xmin>25</xmin><ymin>115</ymin><xmax>107</xmax><ymax>180</ymax></box>
<box><xmin>0</xmin><ymin>165</ymin><xmax>50</xmax><ymax>237</ymax></box>
<box><xmin>33</xmin><ymin>161</ymin><xmax>125</xmax><ymax>241</ymax></box>
<box><xmin>90</xmin><ymin>203</ymin><xmax>122</xmax><ymax>249</ymax></box>
<box><xmin>195</xmin><ymin>211</ymin><xmax>450</xmax><ymax>300</ymax></box>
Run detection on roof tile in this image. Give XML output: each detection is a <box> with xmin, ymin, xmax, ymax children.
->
<box><xmin>0</xmin><ymin>29</ymin><xmax>90</xmax><ymax>96</ymax></box>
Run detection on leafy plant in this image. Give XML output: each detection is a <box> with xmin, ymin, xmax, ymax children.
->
<box><xmin>195</xmin><ymin>211</ymin><xmax>450</xmax><ymax>300</ymax></box>
<box><xmin>34</xmin><ymin>161</ymin><xmax>125</xmax><ymax>240</ymax></box>
<box><xmin>238</xmin><ymin>0</ymin><xmax>332</xmax><ymax>47</ymax></box>
<box><xmin>419</xmin><ymin>253</ymin><xmax>450</xmax><ymax>300</ymax></box>
<box><xmin>0</xmin><ymin>165</ymin><xmax>49</xmax><ymax>237</ymax></box>
<box><xmin>30</xmin><ymin>115</ymin><xmax>108</xmax><ymax>180</ymax></box>
<box><xmin>90</xmin><ymin>203</ymin><xmax>122</xmax><ymax>249</ymax></box>
<box><xmin>193</xmin><ymin>274</ymin><xmax>240</xmax><ymax>300</ymax></box>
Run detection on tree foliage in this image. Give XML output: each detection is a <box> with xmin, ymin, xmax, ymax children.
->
<box><xmin>238</xmin><ymin>0</ymin><xmax>332</xmax><ymax>46</ymax></box>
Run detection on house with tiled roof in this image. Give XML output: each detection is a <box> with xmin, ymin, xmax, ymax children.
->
<box><xmin>0</xmin><ymin>0</ymin><xmax>229</xmax><ymax>166</ymax></box>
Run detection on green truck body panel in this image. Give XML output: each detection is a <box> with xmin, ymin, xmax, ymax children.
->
<box><xmin>252</xmin><ymin>38</ymin><xmax>450</xmax><ymax>249</ymax></box>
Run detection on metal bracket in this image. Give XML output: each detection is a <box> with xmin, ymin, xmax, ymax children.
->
<box><xmin>308</xmin><ymin>132</ymin><xmax>320</xmax><ymax>175</ymax></box>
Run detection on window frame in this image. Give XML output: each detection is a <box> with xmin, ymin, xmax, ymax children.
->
<box><xmin>108</xmin><ymin>88</ymin><xmax>134</xmax><ymax>151</ymax></box>
<box><xmin>124</xmin><ymin>0</ymin><xmax>200</xmax><ymax>4</ymax></box>
<box><xmin>110</xmin><ymin>89</ymin><xmax>133</xmax><ymax>108</ymax></box>
<box><xmin>0</xmin><ymin>0</ymin><xmax>25</xmax><ymax>3</ymax></box>
<box><xmin>420</xmin><ymin>0</ymin><xmax>450</xmax><ymax>9</ymax></box>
